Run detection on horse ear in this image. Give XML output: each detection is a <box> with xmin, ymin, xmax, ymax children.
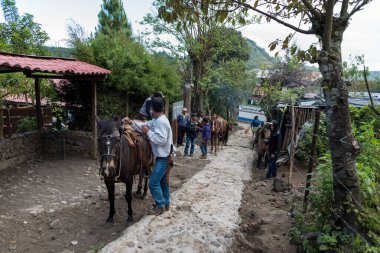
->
<box><xmin>113</xmin><ymin>116</ymin><xmax>122</xmax><ymax>125</ymax></box>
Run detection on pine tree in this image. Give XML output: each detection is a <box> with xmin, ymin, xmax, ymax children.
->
<box><xmin>96</xmin><ymin>0</ymin><xmax>131</xmax><ymax>36</ymax></box>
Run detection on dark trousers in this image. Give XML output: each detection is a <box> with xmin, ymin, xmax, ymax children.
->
<box><xmin>266</xmin><ymin>154</ymin><xmax>278</xmax><ymax>178</ymax></box>
<box><xmin>177</xmin><ymin>126</ymin><xmax>186</xmax><ymax>146</ymax></box>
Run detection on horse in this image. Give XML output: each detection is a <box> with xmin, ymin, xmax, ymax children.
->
<box><xmin>210</xmin><ymin>115</ymin><xmax>229</xmax><ymax>154</ymax></box>
<box><xmin>96</xmin><ymin>116</ymin><xmax>154</xmax><ymax>223</ymax></box>
<box><xmin>254</xmin><ymin>123</ymin><xmax>271</xmax><ymax>169</ymax></box>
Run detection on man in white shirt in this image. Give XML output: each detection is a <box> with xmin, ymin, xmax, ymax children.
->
<box><xmin>125</xmin><ymin>98</ymin><xmax>173</xmax><ymax>215</ymax></box>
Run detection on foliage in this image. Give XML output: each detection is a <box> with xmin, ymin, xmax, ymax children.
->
<box><xmin>297</xmin><ymin>112</ymin><xmax>329</xmax><ymax>161</ymax></box>
<box><xmin>16</xmin><ymin>116</ymin><xmax>37</xmax><ymax>133</ymax></box>
<box><xmin>350</xmin><ymin>105</ymin><xmax>380</xmax><ymax>130</ymax></box>
<box><xmin>96</xmin><ymin>0</ymin><xmax>131</xmax><ymax>36</ymax></box>
<box><xmin>0</xmin><ymin>0</ymin><xmax>49</xmax><ymax>54</ymax></box>
<box><xmin>290</xmin><ymin>120</ymin><xmax>380</xmax><ymax>252</ymax></box>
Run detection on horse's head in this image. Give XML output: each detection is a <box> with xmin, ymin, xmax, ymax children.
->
<box><xmin>96</xmin><ymin>116</ymin><xmax>122</xmax><ymax>179</ymax></box>
<box><xmin>261</xmin><ymin>123</ymin><xmax>272</xmax><ymax>144</ymax></box>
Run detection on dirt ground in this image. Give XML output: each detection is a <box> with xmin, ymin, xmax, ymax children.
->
<box><xmin>229</xmin><ymin>154</ymin><xmax>308</xmax><ymax>253</ymax></box>
<box><xmin>0</xmin><ymin>153</ymin><xmax>209</xmax><ymax>253</ymax></box>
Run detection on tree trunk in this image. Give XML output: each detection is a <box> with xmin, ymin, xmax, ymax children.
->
<box><xmin>191</xmin><ymin>58</ymin><xmax>206</xmax><ymax>115</ymax></box>
<box><xmin>318</xmin><ymin>33</ymin><xmax>361</xmax><ymax>229</ymax></box>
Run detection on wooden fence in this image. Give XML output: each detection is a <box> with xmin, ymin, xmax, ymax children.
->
<box><xmin>280</xmin><ymin>106</ymin><xmax>317</xmax><ymax>153</ymax></box>
<box><xmin>2</xmin><ymin>107</ymin><xmax>52</xmax><ymax>138</ymax></box>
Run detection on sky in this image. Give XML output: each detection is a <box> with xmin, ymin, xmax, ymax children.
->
<box><xmin>1</xmin><ymin>0</ymin><xmax>379</xmax><ymax>70</ymax></box>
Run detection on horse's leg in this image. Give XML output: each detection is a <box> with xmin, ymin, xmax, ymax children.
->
<box><xmin>125</xmin><ymin>177</ymin><xmax>134</xmax><ymax>222</ymax></box>
<box><xmin>105</xmin><ymin>180</ymin><xmax>116</xmax><ymax>223</ymax></box>
<box><xmin>142</xmin><ymin>175</ymin><xmax>149</xmax><ymax>199</ymax></box>
<box><xmin>210</xmin><ymin>134</ymin><xmax>214</xmax><ymax>153</ymax></box>
<box><xmin>264</xmin><ymin>152</ymin><xmax>269</xmax><ymax>169</ymax></box>
<box><xmin>135</xmin><ymin>175</ymin><xmax>144</xmax><ymax>199</ymax></box>
<box><xmin>257</xmin><ymin>153</ymin><xmax>262</xmax><ymax>169</ymax></box>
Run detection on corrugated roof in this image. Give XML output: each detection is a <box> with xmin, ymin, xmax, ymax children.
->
<box><xmin>0</xmin><ymin>52</ymin><xmax>111</xmax><ymax>76</ymax></box>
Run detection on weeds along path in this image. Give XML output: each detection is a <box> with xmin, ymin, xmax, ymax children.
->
<box><xmin>100</xmin><ymin>124</ymin><xmax>253</xmax><ymax>253</ymax></box>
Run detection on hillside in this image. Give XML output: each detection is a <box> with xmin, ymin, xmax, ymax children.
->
<box><xmin>245</xmin><ymin>39</ymin><xmax>276</xmax><ymax>69</ymax></box>
<box><xmin>44</xmin><ymin>46</ymin><xmax>72</xmax><ymax>58</ymax></box>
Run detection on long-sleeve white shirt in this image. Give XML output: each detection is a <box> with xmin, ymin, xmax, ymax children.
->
<box><xmin>132</xmin><ymin>114</ymin><xmax>173</xmax><ymax>157</ymax></box>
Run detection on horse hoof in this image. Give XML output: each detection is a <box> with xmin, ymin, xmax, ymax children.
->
<box><xmin>127</xmin><ymin>216</ymin><xmax>134</xmax><ymax>222</ymax></box>
<box><xmin>106</xmin><ymin>217</ymin><xmax>114</xmax><ymax>223</ymax></box>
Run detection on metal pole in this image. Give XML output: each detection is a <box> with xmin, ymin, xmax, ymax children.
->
<box><xmin>34</xmin><ymin>78</ymin><xmax>43</xmax><ymax>130</ymax></box>
<box><xmin>303</xmin><ymin>109</ymin><xmax>321</xmax><ymax>210</ymax></box>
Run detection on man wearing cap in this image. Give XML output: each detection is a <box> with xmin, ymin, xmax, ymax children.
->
<box><xmin>125</xmin><ymin>98</ymin><xmax>173</xmax><ymax>215</ymax></box>
<box><xmin>176</xmin><ymin>108</ymin><xmax>189</xmax><ymax>147</ymax></box>
<box><xmin>184</xmin><ymin>113</ymin><xmax>198</xmax><ymax>157</ymax></box>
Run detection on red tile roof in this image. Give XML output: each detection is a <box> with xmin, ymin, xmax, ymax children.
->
<box><xmin>0</xmin><ymin>52</ymin><xmax>111</xmax><ymax>76</ymax></box>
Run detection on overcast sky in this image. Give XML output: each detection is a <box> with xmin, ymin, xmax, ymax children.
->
<box><xmin>1</xmin><ymin>0</ymin><xmax>379</xmax><ymax>70</ymax></box>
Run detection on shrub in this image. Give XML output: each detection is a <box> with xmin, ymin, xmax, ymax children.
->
<box><xmin>16</xmin><ymin>117</ymin><xmax>37</xmax><ymax>133</ymax></box>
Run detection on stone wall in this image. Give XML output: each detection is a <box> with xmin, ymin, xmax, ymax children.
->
<box><xmin>0</xmin><ymin>132</ymin><xmax>42</xmax><ymax>171</ymax></box>
<box><xmin>41</xmin><ymin>130</ymin><xmax>94</xmax><ymax>159</ymax></box>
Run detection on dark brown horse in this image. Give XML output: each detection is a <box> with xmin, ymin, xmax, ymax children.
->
<box><xmin>96</xmin><ymin>116</ymin><xmax>153</xmax><ymax>223</ymax></box>
<box><xmin>254</xmin><ymin>123</ymin><xmax>271</xmax><ymax>169</ymax></box>
<box><xmin>210</xmin><ymin>115</ymin><xmax>229</xmax><ymax>154</ymax></box>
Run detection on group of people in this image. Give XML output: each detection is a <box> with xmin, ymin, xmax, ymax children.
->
<box><xmin>247</xmin><ymin>116</ymin><xmax>281</xmax><ymax>179</ymax></box>
<box><xmin>176</xmin><ymin>108</ymin><xmax>211</xmax><ymax>159</ymax></box>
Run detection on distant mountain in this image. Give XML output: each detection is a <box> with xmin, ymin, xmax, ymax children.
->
<box><xmin>368</xmin><ymin>71</ymin><xmax>380</xmax><ymax>81</ymax></box>
<box><xmin>245</xmin><ymin>39</ymin><xmax>276</xmax><ymax>69</ymax></box>
<box><xmin>44</xmin><ymin>46</ymin><xmax>72</xmax><ymax>58</ymax></box>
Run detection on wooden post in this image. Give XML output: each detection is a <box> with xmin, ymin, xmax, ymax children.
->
<box><xmin>34</xmin><ymin>78</ymin><xmax>43</xmax><ymax>130</ymax></box>
<box><xmin>184</xmin><ymin>82</ymin><xmax>191</xmax><ymax>115</ymax></box>
<box><xmin>91</xmin><ymin>81</ymin><xmax>97</xmax><ymax>160</ymax></box>
<box><xmin>6</xmin><ymin>108</ymin><xmax>11</xmax><ymax>137</ymax></box>
<box><xmin>303</xmin><ymin>109</ymin><xmax>321</xmax><ymax>210</ymax></box>
<box><xmin>288</xmin><ymin>102</ymin><xmax>295</xmax><ymax>183</ymax></box>
<box><xmin>165</xmin><ymin>96</ymin><xmax>169</xmax><ymax>119</ymax></box>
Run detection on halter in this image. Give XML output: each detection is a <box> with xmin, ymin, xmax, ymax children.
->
<box><xmin>98</xmin><ymin>131</ymin><xmax>121</xmax><ymax>179</ymax></box>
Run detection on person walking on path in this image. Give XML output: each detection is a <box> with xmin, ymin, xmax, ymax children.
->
<box><xmin>125</xmin><ymin>98</ymin><xmax>173</xmax><ymax>215</ymax></box>
<box><xmin>176</xmin><ymin>108</ymin><xmax>189</xmax><ymax>147</ymax></box>
<box><xmin>196</xmin><ymin>117</ymin><xmax>211</xmax><ymax>159</ymax></box>
<box><xmin>184</xmin><ymin>113</ymin><xmax>198</xmax><ymax>157</ymax></box>
<box><xmin>245</xmin><ymin>115</ymin><xmax>264</xmax><ymax>137</ymax></box>
<box><xmin>266</xmin><ymin>120</ymin><xmax>280</xmax><ymax>179</ymax></box>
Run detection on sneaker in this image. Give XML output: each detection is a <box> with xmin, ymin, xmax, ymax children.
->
<box><xmin>184</xmin><ymin>154</ymin><xmax>188</xmax><ymax>157</ymax></box>
<box><xmin>189</xmin><ymin>154</ymin><xmax>193</xmax><ymax>157</ymax></box>
<box><xmin>200</xmin><ymin>155</ymin><xmax>206</xmax><ymax>159</ymax></box>
<box><xmin>165</xmin><ymin>205</ymin><xmax>170</xmax><ymax>211</ymax></box>
<box><xmin>148</xmin><ymin>205</ymin><xmax>165</xmax><ymax>215</ymax></box>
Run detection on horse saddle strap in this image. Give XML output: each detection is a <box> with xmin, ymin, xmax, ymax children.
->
<box><xmin>122</xmin><ymin>123</ymin><xmax>144</xmax><ymax>148</ymax></box>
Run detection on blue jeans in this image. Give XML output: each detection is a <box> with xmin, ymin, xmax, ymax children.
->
<box><xmin>149</xmin><ymin>158</ymin><xmax>170</xmax><ymax>208</ymax></box>
<box><xmin>200</xmin><ymin>140</ymin><xmax>208</xmax><ymax>155</ymax></box>
<box><xmin>266</xmin><ymin>154</ymin><xmax>278</xmax><ymax>178</ymax></box>
<box><xmin>184</xmin><ymin>136</ymin><xmax>196</xmax><ymax>155</ymax></box>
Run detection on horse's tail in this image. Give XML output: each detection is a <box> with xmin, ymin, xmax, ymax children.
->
<box><xmin>224</xmin><ymin>122</ymin><xmax>229</xmax><ymax>144</ymax></box>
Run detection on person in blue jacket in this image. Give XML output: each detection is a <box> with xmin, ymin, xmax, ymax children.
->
<box><xmin>245</xmin><ymin>115</ymin><xmax>264</xmax><ymax>136</ymax></box>
<box><xmin>184</xmin><ymin>113</ymin><xmax>198</xmax><ymax>157</ymax></box>
<box><xmin>196</xmin><ymin>117</ymin><xmax>211</xmax><ymax>159</ymax></box>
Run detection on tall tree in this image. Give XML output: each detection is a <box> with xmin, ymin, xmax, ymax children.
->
<box><xmin>163</xmin><ymin>0</ymin><xmax>374</xmax><ymax>231</ymax></box>
<box><xmin>96</xmin><ymin>0</ymin><xmax>131</xmax><ymax>36</ymax></box>
<box><xmin>0</xmin><ymin>0</ymin><xmax>49</xmax><ymax>54</ymax></box>
<box><xmin>144</xmin><ymin>0</ymin><xmax>255</xmax><ymax>114</ymax></box>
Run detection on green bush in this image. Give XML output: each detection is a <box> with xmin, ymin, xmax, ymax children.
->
<box><xmin>16</xmin><ymin>117</ymin><xmax>37</xmax><ymax>133</ymax></box>
<box><xmin>290</xmin><ymin>120</ymin><xmax>380</xmax><ymax>253</ymax></box>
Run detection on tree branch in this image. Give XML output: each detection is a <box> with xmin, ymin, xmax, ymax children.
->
<box><xmin>231</xmin><ymin>0</ymin><xmax>315</xmax><ymax>34</ymax></box>
<box><xmin>349</xmin><ymin>0</ymin><xmax>371</xmax><ymax>17</ymax></box>
<box><xmin>340</xmin><ymin>0</ymin><xmax>349</xmax><ymax>17</ymax></box>
<box><xmin>300</xmin><ymin>0</ymin><xmax>322</xmax><ymax>19</ymax></box>
<box><xmin>322</xmin><ymin>0</ymin><xmax>334</xmax><ymax>50</ymax></box>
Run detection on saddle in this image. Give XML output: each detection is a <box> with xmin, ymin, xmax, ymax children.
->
<box><xmin>122</xmin><ymin>122</ymin><xmax>152</xmax><ymax>181</ymax></box>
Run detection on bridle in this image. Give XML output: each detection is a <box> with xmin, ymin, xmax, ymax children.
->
<box><xmin>98</xmin><ymin>130</ymin><xmax>121</xmax><ymax>179</ymax></box>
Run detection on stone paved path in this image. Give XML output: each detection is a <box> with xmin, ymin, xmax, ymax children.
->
<box><xmin>100</xmin><ymin>125</ymin><xmax>253</xmax><ymax>253</ymax></box>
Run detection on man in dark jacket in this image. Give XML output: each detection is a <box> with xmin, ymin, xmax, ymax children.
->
<box><xmin>184</xmin><ymin>113</ymin><xmax>198</xmax><ymax>157</ymax></box>
<box><xmin>176</xmin><ymin>107</ymin><xmax>189</xmax><ymax>147</ymax></box>
<box><xmin>139</xmin><ymin>91</ymin><xmax>164</xmax><ymax>120</ymax></box>
<box><xmin>266</xmin><ymin>120</ymin><xmax>281</xmax><ymax>178</ymax></box>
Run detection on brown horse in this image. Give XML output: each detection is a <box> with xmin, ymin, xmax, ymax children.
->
<box><xmin>96</xmin><ymin>116</ymin><xmax>153</xmax><ymax>223</ymax></box>
<box><xmin>254</xmin><ymin>123</ymin><xmax>271</xmax><ymax>169</ymax></box>
<box><xmin>210</xmin><ymin>115</ymin><xmax>229</xmax><ymax>154</ymax></box>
